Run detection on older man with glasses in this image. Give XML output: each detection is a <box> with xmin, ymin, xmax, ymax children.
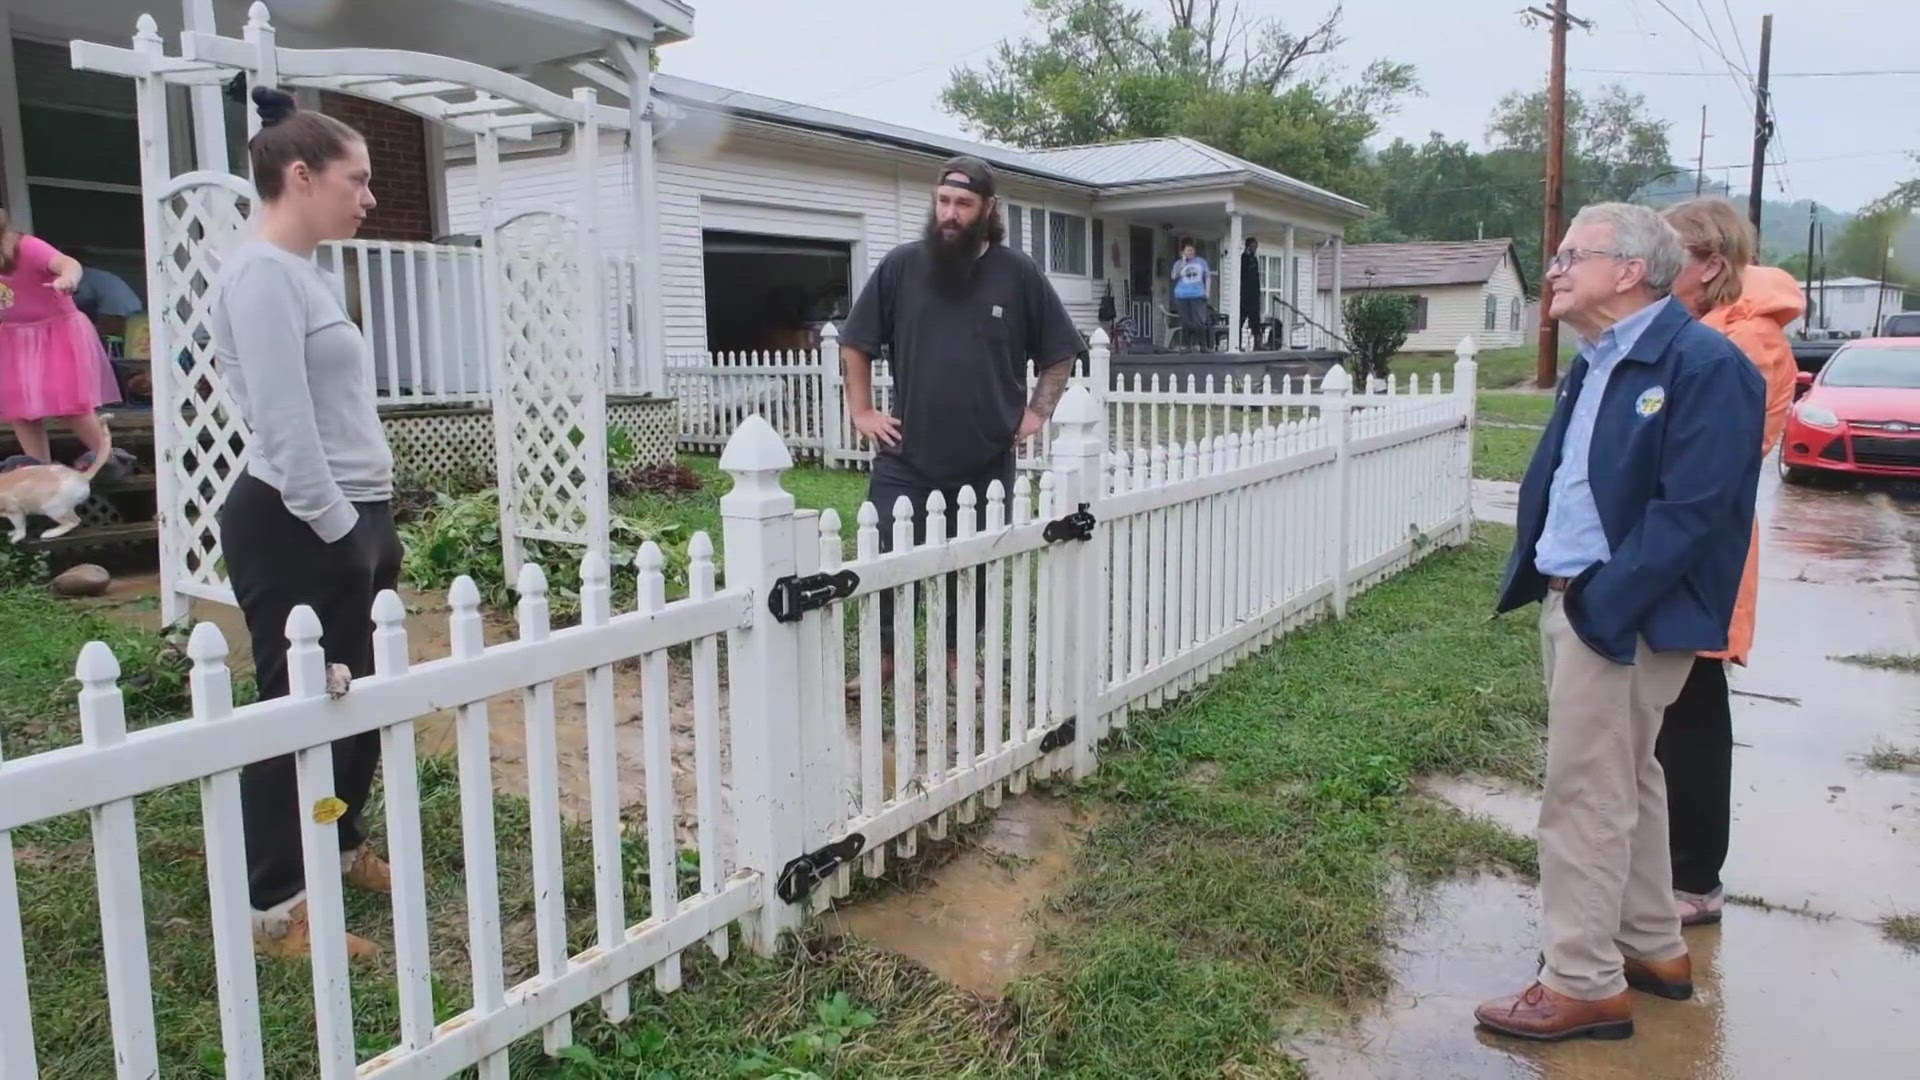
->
<box><xmin>1478</xmin><ymin>203</ymin><xmax>1765</xmax><ymax>1041</ymax></box>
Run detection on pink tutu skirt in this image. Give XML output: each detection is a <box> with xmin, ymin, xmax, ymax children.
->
<box><xmin>0</xmin><ymin>310</ymin><xmax>121</xmax><ymax>423</ymax></box>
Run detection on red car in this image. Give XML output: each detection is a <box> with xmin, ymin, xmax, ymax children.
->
<box><xmin>1781</xmin><ymin>339</ymin><xmax>1920</xmax><ymax>483</ymax></box>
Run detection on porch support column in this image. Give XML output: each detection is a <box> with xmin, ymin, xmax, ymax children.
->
<box><xmin>1225</xmin><ymin>209</ymin><xmax>1245</xmax><ymax>351</ymax></box>
<box><xmin>1330</xmin><ymin>235</ymin><xmax>1344</xmax><ymax>353</ymax></box>
<box><xmin>183</xmin><ymin>0</ymin><xmax>229</xmax><ymax>171</ymax></box>
<box><xmin>0</xmin><ymin>13</ymin><xmax>31</xmax><ymax>229</ymax></box>
<box><xmin>1282</xmin><ymin>224</ymin><xmax>1296</xmax><ymax>349</ymax></box>
<box><xmin>612</xmin><ymin>35</ymin><xmax>666</xmax><ymax>396</ymax></box>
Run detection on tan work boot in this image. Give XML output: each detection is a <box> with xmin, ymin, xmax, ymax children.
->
<box><xmin>341</xmin><ymin>845</ymin><xmax>392</xmax><ymax>894</ymax></box>
<box><xmin>252</xmin><ymin>899</ymin><xmax>380</xmax><ymax>961</ymax></box>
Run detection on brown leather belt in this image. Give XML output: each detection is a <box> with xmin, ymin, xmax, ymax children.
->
<box><xmin>1547</xmin><ymin>577</ymin><xmax>1571</xmax><ymax>592</ymax></box>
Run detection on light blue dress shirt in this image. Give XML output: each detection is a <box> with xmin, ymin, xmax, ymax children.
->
<box><xmin>1533</xmin><ymin>296</ymin><xmax>1671</xmax><ymax>578</ymax></box>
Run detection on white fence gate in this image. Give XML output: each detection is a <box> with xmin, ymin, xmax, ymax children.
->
<box><xmin>0</xmin><ymin>356</ymin><xmax>1475</xmax><ymax>1078</ymax></box>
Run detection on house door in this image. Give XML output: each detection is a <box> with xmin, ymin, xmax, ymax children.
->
<box><xmin>1129</xmin><ymin>226</ymin><xmax>1155</xmax><ymax>299</ymax></box>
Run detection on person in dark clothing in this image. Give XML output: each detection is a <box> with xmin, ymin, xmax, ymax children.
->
<box><xmin>1239</xmin><ymin>237</ymin><xmax>1263</xmax><ymax>349</ymax></box>
<box><xmin>839</xmin><ymin>155</ymin><xmax>1084</xmax><ymax>686</ymax></box>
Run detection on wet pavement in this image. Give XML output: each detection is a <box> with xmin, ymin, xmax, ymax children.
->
<box><xmin>1297</xmin><ymin>469</ymin><xmax>1920</xmax><ymax>1077</ymax></box>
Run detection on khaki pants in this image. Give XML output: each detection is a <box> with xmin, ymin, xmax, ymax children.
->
<box><xmin>1537</xmin><ymin>590</ymin><xmax>1695</xmax><ymax>999</ymax></box>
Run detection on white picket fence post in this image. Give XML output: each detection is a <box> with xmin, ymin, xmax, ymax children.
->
<box><xmin>1321</xmin><ymin>363</ymin><xmax>1354</xmax><ymax>617</ymax></box>
<box><xmin>819</xmin><ymin>322</ymin><xmax>845</xmax><ymax>466</ymax></box>
<box><xmin>1454</xmin><ymin>335</ymin><xmax>1480</xmax><ymax>546</ymax></box>
<box><xmin>1049</xmin><ymin>386</ymin><xmax>1107</xmax><ymax>779</ymax></box>
<box><xmin>719</xmin><ymin>416</ymin><xmax>807</xmax><ymax>952</ymax></box>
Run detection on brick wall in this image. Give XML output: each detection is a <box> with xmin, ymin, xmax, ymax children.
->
<box><xmin>319</xmin><ymin>92</ymin><xmax>435</xmax><ymax>242</ymax></box>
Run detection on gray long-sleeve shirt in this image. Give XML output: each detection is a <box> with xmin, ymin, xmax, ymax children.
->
<box><xmin>210</xmin><ymin>240</ymin><xmax>393</xmax><ymax>543</ymax></box>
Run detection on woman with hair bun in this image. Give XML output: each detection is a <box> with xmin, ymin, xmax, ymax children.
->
<box><xmin>211</xmin><ymin>85</ymin><xmax>396</xmax><ymax>960</ymax></box>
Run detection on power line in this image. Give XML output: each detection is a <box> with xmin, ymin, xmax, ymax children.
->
<box><xmin>1649</xmin><ymin>0</ymin><xmax>1754</xmax><ymax>95</ymax></box>
<box><xmin>1572</xmin><ymin>67</ymin><xmax>1920</xmax><ymax>77</ymax></box>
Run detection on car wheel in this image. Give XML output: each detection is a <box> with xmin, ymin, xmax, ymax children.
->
<box><xmin>1778</xmin><ymin>455</ymin><xmax>1813</xmax><ymax>486</ymax></box>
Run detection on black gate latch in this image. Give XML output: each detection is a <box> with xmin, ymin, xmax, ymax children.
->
<box><xmin>1039</xmin><ymin>717</ymin><xmax>1077</xmax><ymax>753</ymax></box>
<box><xmin>768</xmin><ymin>570</ymin><xmax>859</xmax><ymax>623</ymax></box>
<box><xmin>777</xmin><ymin>833</ymin><xmax>866</xmax><ymax>904</ymax></box>
<box><xmin>1043</xmin><ymin>503</ymin><xmax>1096</xmax><ymax>543</ymax></box>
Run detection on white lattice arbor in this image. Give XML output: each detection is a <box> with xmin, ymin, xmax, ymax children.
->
<box><xmin>73</xmin><ymin>4</ymin><xmax>630</xmax><ymax>621</ymax></box>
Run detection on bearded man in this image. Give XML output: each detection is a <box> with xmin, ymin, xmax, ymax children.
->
<box><xmin>840</xmin><ymin>155</ymin><xmax>1083</xmax><ymax>682</ymax></box>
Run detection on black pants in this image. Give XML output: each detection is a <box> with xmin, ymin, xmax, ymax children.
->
<box><xmin>220</xmin><ymin>472</ymin><xmax>403</xmax><ymax>910</ymax></box>
<box><xmin>1655</xmin><ymin>656</ymin><xmax>1732</xmax><ymax>895</ymax></box>
<box><xmin>869</xmin><ymin>450</ymin><xmax>1014</xmax><ymax>653</ymax></box>
<box><xmin>1240</xmin><ymin>302</ymin><xmax>1262</xmax><ymax>348</ymax></box>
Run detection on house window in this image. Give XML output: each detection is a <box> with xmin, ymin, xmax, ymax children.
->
<box><xmin>1484</xmin><ymin>293</ymin><xmax>1498</xmax><ymax>330</ymax></box>
<box><xmin>1048</xmin><ymin>211</ymin><xmax>1088</xmax><ymax>275</ymax></box>
<box><xmin>1029</xmin><ymin>207</ymin><xmax>1047</xmax><ymax>269</ymax></box>
<box><xmin>1509</xmin><ymin>297</ymin><xmax>1521</xmax><ymax>331</ymax></box>
<box><xmin>1091</xmin><ymin>218</ymin><xmax>1105</xmax><ymax>279</ymax></box>
<box><xmin>1007</xmin><ymin>202</ymin><xmax>1023</xmax><ymax>251</ymax></box>
<box><xmin>1409</xmin><ymin>295</ymin><xmax>1430</xmax><ymax>332</ymax></box>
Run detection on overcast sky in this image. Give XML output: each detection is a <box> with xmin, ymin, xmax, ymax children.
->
<box><xmin>657</xmin><ymin>0</ymin><xmax>1916</xmax><ymax>214</ymax></box>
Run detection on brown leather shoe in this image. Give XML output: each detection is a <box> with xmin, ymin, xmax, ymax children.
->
<box><xmin>342</xmin><ymin>845</ymin><xmax>392</xmax><ymax>894</ymax></box>
<box><xmin>1624</xmin><ymin>953</ymin><xmax>1693</xmax><ymax>1000</ymax></box>
<box><xmin>1475</xmin><ymin>982</ymin><xmax>1634</xmax><ymax>1041</ymax></box>
<box><xmin>253</xmin><ymin>901</ymin><xmax>380</xmax><ymax>961</ymax></box>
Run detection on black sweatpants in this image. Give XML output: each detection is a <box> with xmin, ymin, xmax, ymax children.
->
<box><xmin>220</xmin><ymin>472</ymin><xmax>403</xmax><ymax>911</ymax></box>
<box><xmin>868</xmin><ymin>449</ymin><xmax>1016</xmax><ymax>652</ymax></box>
<box><xmin>1655</xmin><ymin>656</ymin><xmax>1732</xmax><ymax>895</ymax></box>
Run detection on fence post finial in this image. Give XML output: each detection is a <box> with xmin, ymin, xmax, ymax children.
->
<box><xmin>1320</xmin><ymin>362</ymin><xmax>1352</xmax><ymax>396</ymax></box>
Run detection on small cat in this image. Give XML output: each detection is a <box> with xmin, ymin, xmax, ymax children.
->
<box><xmin>0</xmin><ymin>428</ymin><xmax>113</xmax><ymax>541</ymax></box>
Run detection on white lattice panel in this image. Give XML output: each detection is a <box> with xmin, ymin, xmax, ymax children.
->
<box><xmin>492</xmin><ymin>212</ymin><xmax>602</xmax><ymax>547</ymax></box>
<box><xmin>156</xmin><ymin>176</ymin><xmax>255</xmax><ymax>604</ymax></box>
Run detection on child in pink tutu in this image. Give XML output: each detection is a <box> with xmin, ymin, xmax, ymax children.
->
<box><xmin>0</xmin><ymin>210</ymin><xmax>118</xmax><ymax>466</ymax></box>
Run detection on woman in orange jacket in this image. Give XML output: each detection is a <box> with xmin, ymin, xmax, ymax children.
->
<box><xmin>1657</xmin><ymin>198</ymin><xmax>1804</xmax><ymax>926</ymax></box>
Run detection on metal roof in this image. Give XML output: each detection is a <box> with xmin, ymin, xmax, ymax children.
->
<box><xmin>650</xmin><ymin>75</ymin><xmax>1090</xmax><ymax>187</ymax></box>
<box><xmin>649</xmin><ymin>79</ymin><xmax>1367</xmax><ymax>214</ymax></box>
<box><xmin>1024</xmin><ymin>136</ymin><xmax>1368</xmax><ymax>216</ymax></box>
<box><xmin>1316</xmin><ymin>240</ymin><xmax>1522</xmax><ymax>292</ymax></box>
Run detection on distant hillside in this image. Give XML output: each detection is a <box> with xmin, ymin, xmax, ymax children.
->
<box><xmin>1637</xmin><ymin>173</ymin><xmax>1855</xmax><ymax>264</ymax></box>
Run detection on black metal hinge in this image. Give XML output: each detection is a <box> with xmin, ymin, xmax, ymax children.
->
<box><xmin>1038</xmin><ymin>717</ymin><xmax>1077</xmax><ymax>753</ymax></box>
<box><xmin>1043</xmin><ymin>503</ymin><xmax>1096</xmax><ymax>543</ymax></box>
<box><xmin>768</xmin><ymin>570</ymin><xmax>859</xmax><ymax>623</ymax></box>
<box><xmin>777</xmin><ymin>833</ymin><xmax>866</xmax><ymax>904</ymax></box>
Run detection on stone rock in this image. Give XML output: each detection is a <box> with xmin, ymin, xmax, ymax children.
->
<box><xmin>50</xmin><ymin>564</ymin><xmax>111</xmax><ymax>598</ymax></box>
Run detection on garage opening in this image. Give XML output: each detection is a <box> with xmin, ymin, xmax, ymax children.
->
<box><xmin>702</xmin><ymin>230</ymin><xmax>852</xmax><ymax>355</ymax></box>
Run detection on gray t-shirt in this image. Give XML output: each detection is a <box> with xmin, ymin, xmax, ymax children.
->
<box><xmin>211</xmin><ymin>240</ymin><xmax>392</xmax><ymax>543</ymax></box>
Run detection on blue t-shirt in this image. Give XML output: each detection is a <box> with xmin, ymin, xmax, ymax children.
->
<box><xmin>1172</xmin><ymin>257</ymin><xmax>1209</xmax><ymax>300</ymax></box>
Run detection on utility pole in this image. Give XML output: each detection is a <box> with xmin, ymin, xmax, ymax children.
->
<box><xmin>1875</xmin><ymin>238</ymin><xmax>1894</xmax><ymax>333</ymax></box>
<box><xmin>1694</xmin><ymin>106</ymin><xmax>1708</xmax><ymax>196</ymax></box>
<box><xmin>1801</xmin><ymin>203</ymin><xmax>1817</xmax><ymax>333</ymax></box>
<box><xmin>1747</xmin><ymin>14</ymin><xmax>1774</xmax><ymax>233</ymax></box>
<box><xmin>1527</xmin><ymin>1</ymin><xmax>1590</xmax><ymax>388</ymax></box>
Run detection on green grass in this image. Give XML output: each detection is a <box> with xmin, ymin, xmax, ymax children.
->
<box><xmin>614</xmin><ymin>455</ymin><xmax>871</xmax><ymax>546</ymax></box>
<box><xmin>1477</xmin><ymin>391</ymin><xmax>1557</xmax><ymax>427</ymax></box>
<box><xmin>1396</xmin><ymin>344</ymin><xmax>1572</xmax><ymax>391</ymax></box>
<box><xmin>7</xmin><ymin>525</ymin><xmax>1543</xmax><ymax>1078</ymax></box>
<box><xmin>1831</xmin><ymin>652</ymin><xmax>1920</xmax><ymax>674</ymax></box>
<box><xmin>1883</xmin><ymin>913</ymin><xmax>1920</xmax><ymax>953</ymax></box>
<box><xmin>1474</xmin><ymin>425</ymin><xmax>1541</xmax><ymax>483</ymax></box>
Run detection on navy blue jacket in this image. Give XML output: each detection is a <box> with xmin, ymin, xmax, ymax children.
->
<box><xmin>1496</xmin><ymin>300</ymin><xmax>1765</xmax><ymax>664</ymax></box>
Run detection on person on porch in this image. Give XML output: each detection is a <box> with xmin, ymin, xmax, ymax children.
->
<box><xmin>839</xmin><ymin>155</ymin><xmax>1083</xmax><ymax>689</ymax></box>
<box><xmin>1481</xmin><ymin>202</ymin><xmax>1764</xmax><ymax>1042</ymax></box>
<box><xmin>1239</xmin><ymin>236</ymin><xmax>1263</xmax><ymax>349</ymax></box>
<box><xmin>1170</xmin><ymin>238</ymin><xmax>1211</xmax><ymax>351</ymax></box>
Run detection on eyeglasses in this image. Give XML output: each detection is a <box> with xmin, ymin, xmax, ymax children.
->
<box><xmin>1547</xmin><ymin>248</ymin><xmax>1626</xmax><ymax>273</ymax></box>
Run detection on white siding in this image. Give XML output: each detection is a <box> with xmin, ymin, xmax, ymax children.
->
<box><xmin>1315</xmin><ymin>250</ymin><xmax>1528</xmax><ymax>352</ymax></box>
<box><xmin>445</xmin><ymin>127</ymin><xmax>1100</xmax><ymax>357</ymax></box>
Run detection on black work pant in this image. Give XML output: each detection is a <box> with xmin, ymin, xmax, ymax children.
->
<box><xmin>220</xmin><ymin>472</ymin><xmax>403</xmax><ymax>910</ymax></box>
<box><xmin>1655</xmin><ymin>656</ymin><xmax>1732</xmax><ymax>895</ymax></box>
<box><xmin>868</xmin><ymin>450</ymin><xmax>1015</xmax><ymax>653</ymax></box>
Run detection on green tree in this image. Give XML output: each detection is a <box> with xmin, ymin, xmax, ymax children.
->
<box><xmin>1342</xmin><ymin>291</ymin><xmax>1414</xmax><ymax>386</ymax></box>
<box><xmin>940</xmin><ymin>0</ymin><xmax>1417</xmax><ymax>192</ymax></box>
<box><xmin>1370</xmin><ymin>133</ymin><xmax>1512</xmax><ymax>244</ymax></box>
<box><xmin>1830</xmin><ymin>207</ymin><xmax>1917</xmax><ymax>286</ymax></box>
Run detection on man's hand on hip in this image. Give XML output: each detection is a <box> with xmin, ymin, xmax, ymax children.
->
<box><xmin>1016</xmin><ymin>408</ymin><xmax>1047</xmax><ymax>442</ymax></box>
<box><xmin>852</xmin><ymin>408</ymin><xmax>902</xmax><ymax>448</ymax></box>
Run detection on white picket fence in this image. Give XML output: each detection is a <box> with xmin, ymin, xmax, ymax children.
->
<box><xmin>0</xmin><ymin>357</ymin><xmax>1475</xmax><ymax>1078</ymax></box>
<box><xmin>668</xmin><ymin>325</ymin><xmax>1452</xmax><ymax>472</ymax></box>
<box><xmin>314</xmin><ymin>240</ymin><xmax>652</xmax><ymax>405</ymax></box>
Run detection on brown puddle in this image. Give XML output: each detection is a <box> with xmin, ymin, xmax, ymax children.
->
<box><xmin>825</xmin><ymin>794</ymin><xmax>1095</xmax><ymax>996</ymax></box>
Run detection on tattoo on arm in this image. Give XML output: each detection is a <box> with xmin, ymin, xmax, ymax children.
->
<box><xmin>1027</xmin><ymin>361</ymin><xmax>1074</xmax><ymax>418</ymax></box>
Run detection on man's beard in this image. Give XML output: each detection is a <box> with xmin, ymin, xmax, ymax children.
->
<box><xmin>923</xmin><ymin>210</ymin><xmax>989</xmax><ymax>295</ymax></box>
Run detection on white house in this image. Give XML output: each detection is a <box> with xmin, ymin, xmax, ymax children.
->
<box><xmin>1316</xmin><ymin>239</ymin><xmax>1530</xmax><ymax>351</ymax></box>
<box><xmin>441</xmin><ymin>86</ymin><xmax>1371</xmax><ymax>361</ymax></box>
<box><xmin>1790</xmin><ymin>276</ymin><xmax>1913</xmax><ymax>337</ymax></box>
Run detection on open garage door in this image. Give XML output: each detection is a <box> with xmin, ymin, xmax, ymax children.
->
<box><xmin>702</xmin><ymin>230</ymin><xmax>851</xmax><ymax>354</ymax></box>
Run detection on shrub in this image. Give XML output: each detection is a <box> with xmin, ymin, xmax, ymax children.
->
<box><xmin>1342</xmin><ymin>291</ymin><xmax>1416</xmax><ymax>387</ymax></box>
